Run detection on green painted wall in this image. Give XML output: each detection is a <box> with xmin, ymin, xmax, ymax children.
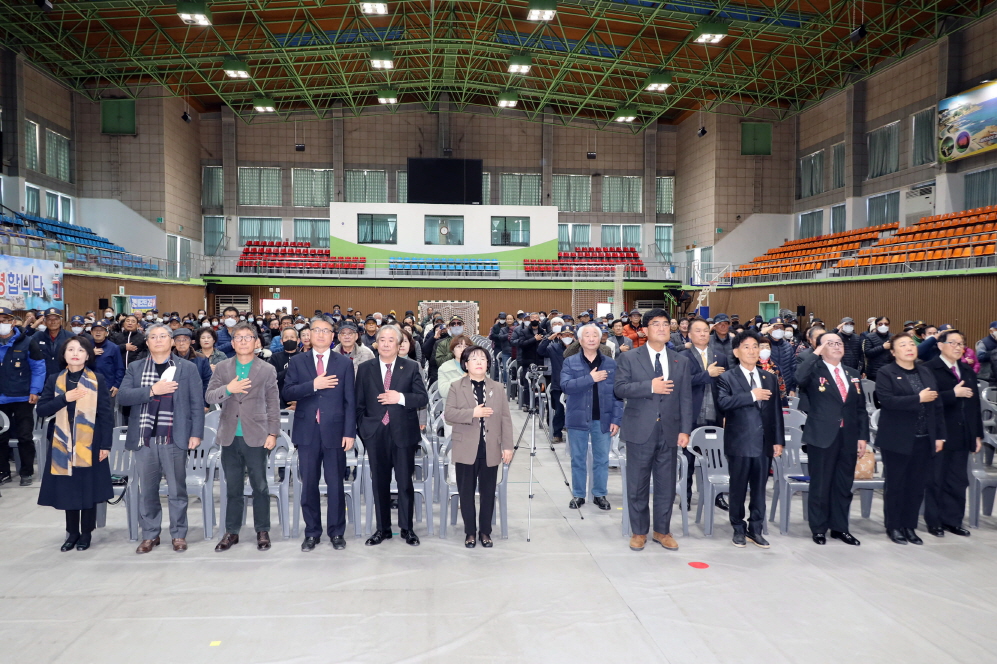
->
<box><xmin>327</xmin><ymin>236</ymin><xmax>559</xmax><ymax>261</ymax></box>
<box><xmin>208</xmin><ymin>276</ymin><xmax>680</xmax><ymax>290</ymax></box>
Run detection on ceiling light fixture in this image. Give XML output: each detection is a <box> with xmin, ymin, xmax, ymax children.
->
<box><xmin>176</xmin><ymin>0</ymin><xmax>212</xmax><ymax>26</ymax></box>
<box><xmin>181</xmin><ymin>111</ymin><xmax>192</xmax><ymax>123</ymax></box>
<box><xmin>359</xmin><ymin>2</ymin><xmax>388</xmax><ymax>15</ymax></box>
<box><xmin>644</xmin><ymin>71</ymin><xmax>673</xmax><ymax>92</ymax></box>
<box><xmin>497</xmin><ymin>91</ymin><xmax>519</xmax><ymax>108</ymax></box>
<box><xmin>849</xmin><ymin>23</ymin><xmax>867</xmax><ymax>44</ymax></box>
<box><xmin>369</xmin><ymin>49</ymin><xmax>394</xmax><ymax>69</ymax></box>
<box><xmin>527</xmin><ymin>0</ymin><xmax>556</xmax><ymax>21</ymax></box>
<box><xmin>693</xmin><ymin>21</ymin><xmax>727</xmax><ymax>44</ymax></box>
<box><xmin>697</xmin><ymin>126</ymin><xmax>708</xmax><ymax>137</ymax></box>
<box><xmin>377</xmin><ymin>89</ymin><xmax>399</xmax><ymax>104</ymax></box>
<box><xmin>612</xmin><ymin>107</ymin><xmax>638</xmax><ymax>123</ymax></box>
<box><xmin>507</xmin><ymin>55</ymin><xmax>532</xmax><ymax>74</ymax></box>
<box><xmin>253</xmin><ymin>97</ymin><xmax>276</xmax><ymax>113</ymax></box>
<box><xmin>223</xmin><ymin>59</ymin><xmax>250</xmax><ymax>79</ymax></box>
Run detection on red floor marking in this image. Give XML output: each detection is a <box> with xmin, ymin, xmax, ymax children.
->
<box><xmin>688</xmin><ymin>562</ymin><xmax>709</xmax><ymax>569</ymax></box>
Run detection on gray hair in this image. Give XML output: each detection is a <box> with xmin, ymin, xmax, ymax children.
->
<box><xmin>310</xmin><ymin>315</ymin><xmax>333</xmax><ymax>329</ymax></box>
<box><xmin>575</xmin><ymin>323</ymin><xmax>602</xmax><ymax>341</ymax></box>
<box><xmin>376</xmin><ymin>324</ymin><xmax>402</xmax><ymax>344</ymax></box>
<box><xmin>145</xmin><ymin>323</ymin><xmax>172</xmax><ymax>339</ymax></box>
<box><xmin>281</xmin><ymin>327</ymin><xmax>299</xmax><ymax>340</ymax></box>
<box><xmin>231</xmin><ymin>321</ymin><xmax>258</xmax><ymax>339</ymax></box>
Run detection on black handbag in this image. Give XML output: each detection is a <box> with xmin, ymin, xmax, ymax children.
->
<box><xmin>107</xmin><ymin>474</ymin><xmax>128</xmax><ymax>505</ymax></box>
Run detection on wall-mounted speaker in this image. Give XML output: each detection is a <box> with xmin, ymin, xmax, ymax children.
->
<box><xmin>796</xmin><ymin>306</ymin><xmax>806</xmax><ymax>318</ymax></box>
<box><xmin>98</xmin><ymin>298</ymin><xmax>109</xmax><ymax>310</ymax></box>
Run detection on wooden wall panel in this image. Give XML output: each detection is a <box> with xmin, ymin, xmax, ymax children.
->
<box><xmin>64</xmin><ymin>275</ymin><xmax>206</xmax><ymax>318</ymax></box>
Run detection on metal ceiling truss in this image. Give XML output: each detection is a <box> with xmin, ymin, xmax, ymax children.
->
<box><xmin>0</xmin><ymin>0</ymin><xmax>994</xmax><ymax>129</ymax></box>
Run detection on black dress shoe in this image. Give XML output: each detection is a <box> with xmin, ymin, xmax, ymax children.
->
<box><xmin>400</xmin><ymin>529</ymin><xmax>420</xmax><ymax>546</ymax></box>
<box><xmin>331</xmin><ymin>536</ymin><xmax>346</xmax><ymax>550</ymax></box>
<box><xmin>812</xmin><ymin>533</ymin><xmax>826</xmax><ymax>545</ymax></box>
<box><xmin>903</xmin><ymin>528</ymin><xmax>923</xmax><ymax>545</ymax></box>
<box><xmin>19</xmin><ymin>475</ymin><xmax>33</xmax><ymax>487</ymax></box>
<box><xmin>732</xmin><ymin>531</ymin><xmax>746</xmax><ymax>548</ymax></box>
<box><xmin>943</xmin><ymin>524</ymin><xmax>971</xmax><ymax>537</ymax></box>
<box><xmin>365</xmin><ymin>530</ymin><xmax>392</xmax><ymax>546</ymax></box>
<box><xmin>830</xmin><ymin>530</ymin><xmax>861</xmax><ymax>546</ymax></box>
<box><xmin>301</xmin><ymin>536</ymin><xmax>320</xmax><ymax>551</ymax></box>
<box><xmin>61</xmin><ymin>535</ymin><xmax>80</xmax><ymax>552</ymax></box>
<box><xmin>479</xmin><ymin>532</ymin><xmax>493</xmax><ymax>548</ymax></box>
<box><xmin>928</xmin><ymin>526</ymin><xmax>945</xmax><ymax>538</ymax></box>
<box><xmin>0</xmin><ymin>473</ymin><xmax>12</xmax><ymax>485</ymax></box>
<box><xmin>714</xmin><ymin>494</ymin><xmax>729</xmax><ymax>511</ymax></box>
<box><xmin>568</xmin><ymin>497</ymin><xmax>585</xmax><ymax>509</ymax></box>
<box><xmin>593</xmin><ymin>496</ymin><xmax>611</xmax><ymax>510</ymax></box>
<box><xmin>465</xmin><ymin>535</ymin><xmax>476</xmax><ymax>548</ymax></box>
<box><xmin>887</xmin><ymin>529</ymin><xmax>908</xmax><ymax>544</ymax></box>
<box><xmin>76</xmin><ymin>533</ymin><xmax>92</xmax><ymax>551</ymax></box>
<box><xmin>746</xmin><ymin>532</ymin><xmax>770</xmax><ymax>549</ymax></box>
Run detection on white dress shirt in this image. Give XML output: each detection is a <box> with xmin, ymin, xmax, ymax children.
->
<box><xmin>740</xmin><ymin>364</ymin><xmax>762</xmax><ymax>401</ymax></box>
<box><xmin>646</xmin><ymin>344</ymin><xmax>669</xmax><ymax>395</ymax></box>
<box><xmin>379</xmin><ymin>356</ymin><xmax>406</xmax><ymax>406</ymax></box>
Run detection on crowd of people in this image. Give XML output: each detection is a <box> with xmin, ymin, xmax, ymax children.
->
<box><xmin>1</xmin><ymin>301</ymin><xmax>992</xmax><ymax>553</ymax></box>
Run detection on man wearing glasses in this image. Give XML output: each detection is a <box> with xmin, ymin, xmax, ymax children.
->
<box><xmin>795</xmin><ymin>332</ymin><xmax>869</xmax><ymax>546</ymax></box>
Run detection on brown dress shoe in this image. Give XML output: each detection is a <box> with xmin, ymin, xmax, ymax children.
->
<box><xmin>135</xmin><ymin>536</ymin><xmax>161</xmax><ymax>554</ymax></box>
<box><xmin>214</xmin><ymin>533</ymin><xmax>239</xmax><ymax>552</ymax></box>
<box><xmin>172</xmin><ymin>538</ymin><xmax>188</xmax><ymax>552</ymax></box>
<box><xmin>257</xmin><ymin>531</ymin><xmax>271</xmax><ymax>551</ymax></box>
<box><xmin>629</xmin><ymin>534</ymin><xmax>647</xmax><ymax>551</ymax></box>
<box><xmin>652</xmin><ymin>532</ymin><xmax>679</xmax><ymax>550</ymax></box>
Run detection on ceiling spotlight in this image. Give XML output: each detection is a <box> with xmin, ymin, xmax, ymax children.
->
<box><xmin>377</xmin><ymin>89</ymin><xmax>399</xmax><ymax>104</ymax></box>
<box><xmin>497</xmin><ymin>91</ymin><xmax>518</xmax><ymax>108</ymax></box>
<box><xmin>612</xmin><ymin>107</ymin><xmax>638</xmax><ymax>123</ymax></box>
<box><xmin>527</xmin><ymin>0</ymin><xmax>556</xmax><ymax>21</ymax></box>
<box><xmin>181</xmin><ymin>111</ymin><xmax>192</xmax><ymax>123</ymax></box>
<box><xmin>507</xmin><ymin>55</ymin><xmax>532</xmax><ymax>75</ymax></box>
<box><xmin>253</xmin><ymin>97</ymin><xmax>276</xmax><ymax>113</ymax></box>
<box><xmin>223</xmin><ymin>59</ymin><xmax>250</xmax><ymax>79</ymax></box>
<box><xmin>177</xmin><ymin>0</ymin><xmax>212</xmax><ymax>26</ymax></box>
<box><xmin>849</xmin><ymin>23</ymin><xmax>867</xmax><ymax>44</ymax></box>
<box><xmin>359</xmin><ymin>2</ymin><xmax>388</xmax><ymax>14</ymax></box>
<box><xmin>35</xmin><ymin>0</ymin><xmax>53</xmax><ymax>13</ymax></box>
<box><xmin>370</xmin><ymin>49</ymin><xmax>394</xmax><ymax>69</ymax></box>
<box><xmin>693</xmin><ymin>21</ymin><xmax>727</xmax><ymax>44</ymax></box>
<box><xmin>697</xmin><ymin>126</ymin><xmax>707</xmax><ymax>138</ymax></box>
<box><xmin>644</xmin><ymin>71</ymin><xmax>673</xmax><ymax>92</ymax></box>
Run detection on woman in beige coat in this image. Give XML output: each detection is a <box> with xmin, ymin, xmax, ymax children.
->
<box><xmin>444</xmin><ymin>345</ymin><xmax>514</xmax><ymax>548</ymax></box>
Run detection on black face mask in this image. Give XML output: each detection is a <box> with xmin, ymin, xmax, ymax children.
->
<box><xmin>283</xmin><ymin>339</ymin><xmax>298</xmax><ymax>352</ymax></box>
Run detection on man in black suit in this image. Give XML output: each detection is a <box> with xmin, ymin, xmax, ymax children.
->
<box><xmin>717</xmin><ymin>330</ymin><xmax>784</xmax><ymax>548</ymax></box>
<box><xmin>924</xmin><ymin>329</ymin><xmax>983</xmax><ymax>538</ymax></box>
<box><xmin>795</xmin><ymin>332</ymin><xmax>869</xmax><ymax>546</ymax></box>
<box><xmin>283</xmin><ymin>316</ymin><xmax>356</xmax><ymax>551</ymax></box>
<box><xmin>614</xmin><ymin>308</ymin><xmax>693</xmax><ymax>553</ymax></box>
<box><xmin>355</xmin><ymin>325</ymin><xmax>429</xmax><ymax>546</ymax></box>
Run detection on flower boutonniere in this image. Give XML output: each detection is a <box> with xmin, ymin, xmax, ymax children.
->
<box><xmin>818</xmin><ymin>376</ymin><xmax>827</xmax><ymax>392</ymax></box>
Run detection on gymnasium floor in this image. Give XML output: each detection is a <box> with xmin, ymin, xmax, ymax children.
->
<box><xmin>2</xmin><ymin>406</ymin><xmax>996</xmax><ymax>664</ymax></box>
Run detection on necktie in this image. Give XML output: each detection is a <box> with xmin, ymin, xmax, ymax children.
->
<box><xmin>952</xmin><ymin>364</ymin><xmax>960</xmax><ymax>380</ymax></box>
<box><xmin>381</xmin><ymin>363</ymin><xmax>393</xmax><ymax>425</ymax></box>
<box><xmin>654</xmin><ymin>352</ymin><xmax>663</xmax><ymax>377</ymax></box>
<box><xmin>750</xmin><ymin>371</ymin><xmax>762</xmax><ymax>409</ymax></box>
<box><xmin>315</xmin><ymin>353</ymin><xmax>324</xmax><ymax>423</ymax></box>
<box><xmin>700</xmin><ymin>350</ymin><xmax>708</xmax><ymax>370</ymax></box>
<box><xmin>834</xmin><ymin>367</ymin><xmax>848</xmax><ymax>401</ymax></box>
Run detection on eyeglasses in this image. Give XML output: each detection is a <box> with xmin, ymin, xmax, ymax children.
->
<box><xmin>311</xmin><ymin>328</ymin><xmax>334</xmax><ymax>335</ymax></box>
<box><xmin>233</xmin><ymin>336</ymin><xmax>256</xmax><ymax>342</ymax></box>
<box><xmin>943</xmin><ymin>341</ymin><xmax>966</xmax><ymax>347</ymax></box>
<box><xmin>822</xmin><ymin>341</ymin><xmax>844</xmax><ymax>347</ymax></box>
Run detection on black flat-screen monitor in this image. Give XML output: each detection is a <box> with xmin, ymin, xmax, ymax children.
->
<box><xmin>407</xmin><ymin>158</ymin><xmax>483</xmax><ymax>205</ymax></box>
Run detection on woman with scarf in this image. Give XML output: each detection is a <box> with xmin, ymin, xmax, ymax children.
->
<box><xmin>36</xmin><ymin>336</ymin><xmax>114</xmax><ymax>552</ymax></box>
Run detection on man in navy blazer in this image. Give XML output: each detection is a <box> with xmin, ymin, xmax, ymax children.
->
<box><xmin>283</xmin><ymin>315</ymin><xmax>356</xmax><ymax>552</ymax></box>
<box><xmin>716</xmin><ymin>330</ymin><xmax>784</xmax><ymax>548</ymax></box>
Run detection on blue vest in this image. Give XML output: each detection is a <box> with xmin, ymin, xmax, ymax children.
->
<box><xmin>0</xmin><ymin>332</ymin><xmax>36</xmax><ymax>398</ymax></box>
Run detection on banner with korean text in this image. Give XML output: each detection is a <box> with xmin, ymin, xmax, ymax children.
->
<box><xmin>0</xmin><ymin>256</ymin><xmax>63</xmax><ymax>311</ymax></box>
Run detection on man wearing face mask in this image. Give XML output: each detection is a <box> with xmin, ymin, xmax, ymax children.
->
<box><xmin>112</xmin><ymin>314</ymin><xmax>148</xmax><ymax>365</ymax></box>
<box><xmin>172</xmin><ymin>327</ymin><xmax>212</xmax><ymax>401</ymax></box>
<box><xmin>974</xmin><ymin>321</ymin><xmax>997</xmax><ymax>383</ymax></box>
<box><xmin>435</xmin><ymin>316</ymin><xmax>467</xmax><ymax>368</ymax></box>
<box><xmin>268</xmin><ymin>315</ymin><xmax>295</xmax><ymax>354</ymax></box>
<box><xmin>832</xmin><ymin>317</ymin><xmax>864</xmax><ymax>373</ymax></box>
<box><xmin>762</xmin><ymin>318</ymin><xmax>797</xmax><ymax>397</ymax></box>
<box><xmin>511</xmin><ymin>314</ymin><xmax>543</xmax><ymax>408</ymax></box>
<box><xmin>0</xmin><ymin>307</ymin><xmax>47</xmax><ymax>485</ymax></box>
<box><xmin>69</xmin><ymin>315</ymin><xmax>89</xmax><ymax>340</ymax></box>
<box><xmin>538</xmin><ymin>318</ymin><xmax>571</xmax><ymax>443</ymax></box>
<box><xmin>90</xmin><ymin>320</ymin><xmax>125</xmax><ymax>403</ymax></box>
<box><xmin>216</xmin><ymin>306</ymin><xmax>240</xmax><ymax>358</ymax></box>
<box><xmin>489</xmin><ymin>312</ymin><xmax>516</xmax><ymax>384</ymax></box>
<box><xmin>361</xmin><ymin>316</ymin><xmax>379</xmax><ymax>350</ymax></box>
<box><xmin>269</xmin><ymin>328</ymin><xmax>301</xmax><ymax>409</ymax></box>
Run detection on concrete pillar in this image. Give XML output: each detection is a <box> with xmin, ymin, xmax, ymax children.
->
<box><xmin>1</xmin><ymin>49</ymin><xmax>26</xmax><ymax>212</ymax></box>
<box><xmin>844</xmin><ymin>81</ymin><xmax>867</xmax><ymax>204</ymax></box>
<box><xmin>221</xmin><ymin>105</ymin><xmax>238</xmax><ymax>248</ymax></box>
<box><xmin>542</xmin><ymin>107</ymin><xmax>553</xmax><ymax>206</ymax></box>
<box><xmin>438</xmin><ymin>92</ymin><xmax>451</xmax><ymax>157</ymax></box>
<box><xmin>643</xmin><ymin>122</ymin><xmax>656</xmax><ymax>225</ymax></box>
<box><xmin>332</xmin><ymin>102</ymin><xmax>344</xmax><ymax>201</ymax></box>
<box><xmin>936</xmin><ymin>31</ymin><xmax>962</xmax><ymax>181</ymax></box>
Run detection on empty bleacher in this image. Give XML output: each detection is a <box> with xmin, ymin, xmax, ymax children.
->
<box><xmin>236</xmin><ymin>240</ymin><xmax>366</xmax><ymax>275</ymax></box>
<box><xmin>389</xmin><ymin>257</ymin><xmax>499</xmax><ymax>277</ymax></box>
<box><xmin>524</xmin><ymin>246</ymin><xmax>647</xmax><ymax>277</ymax></box>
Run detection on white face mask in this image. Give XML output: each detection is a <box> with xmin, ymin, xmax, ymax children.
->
<box><xmin>71</xmin><ymin>326</ymin><xmax>84</xmax><ymax>334</ymax></box>
<box><xmin>104</xmin><ymin>312</ymin><xmax>113</xmax><ymax>319</ymax></box>
<box><xmin>239</xmin><ymin>315</ymin><xmax>246</xmax><ymax>321</ymax></box>
<box><xmin>562</xmin><ymin>338</ymin><xmax>573</xmax><ymax>347</ymax></box>
<box><xmin>248</xmin><ymin>317</ymin><xmax>254</xmax><ymax>323</ymax></box>
<box><xmin>145</xmin><ymin>315</ymin><xmax>154</xmax><ymax>321</ymax></box>
<box><xmin>841</xmin><ymin>324</ymin><xmax>854</xmax><ymax>334</ymax></box>
<box><xmin>450</xmin><ymin>326</ymin><xmax>464</xmax><ymax>336</ymax></box>
<box><xmin>0</xmin><ymin>323</ymin><xmax>12</xmax><ymax>336</ymax></box>
<box><xmin>759</xmin><ymin>349</ymin><xmax>772</xmax><ymax>361</ymax></box>
<box><xmin>877</xmin><ymin>325</ymin><xmax>889</xmax><ymax>335</ymax></box>
<box><xmin>539</xmin><ymin>315</ymin><xmax>547</xmax><ymax>321</ymax></box>
<box><xmin>552</xmin><ymin>325</ymin><xmax>563</xmax><ymax>333</ymax></box>
<box><xmin>770</xmin><ymin>329</ymin><xmax>785</xmax><ymax>340</ymax></box>
<box><xmin>156</xmin><ymin>317</ymin><xmax>163</xmax><ymax>324</ymax></box>
<box><xmin>295</xmin><ymin>323</ymin><xmax>306</xmax><ymax>331</ymax></box>
<box><xmin>85</xmin><ymin>318</ymin><xmax>94</xmax><ymax>324</ymax></box>
<box><xmin>201</xmin><ymin>321</ymin><xmax>211</xmax><ymax>328</ymax></box>
<box><xmin>224</xmin><ymin>318</ymin><xmax>237</xmax><ymax>328</ymax></box>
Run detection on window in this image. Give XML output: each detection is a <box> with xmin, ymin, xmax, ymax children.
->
<box><xmin>867</xmin><ymin>191</ymin><xmax>900</xmax><ymax>226</ymax></box>
<box><xmin>292</xmin><ymin>168</ymin><xmax>333</xmax><ymax>207</ymax></box>
<box><xmin>799</xmin><ymin>210</ymin><xmax>823</xmax><ymax>238</ymax></box>
<box><xmin>238</xmin><ymin>217</ymin><xmax>282</xmax><ymax>245</ymax></box>
<box><xmin>345</xmin><ymin>170</ymin><xmax>387</xmax><ymax>202</ymax></box>
<box><xmin>45</xmin><ymin>130</ymin><xmax>71</xmax><ymax>182</ymax></box>
<box><xmin>293</xmin><ymin>218</ymin><xmax>330</xmax><ymax>248</ymax></box>
<box><xmin>101</xmin><ymin>99</ymin><xmax>136</xmax><ymax>135</ymax></box>
<box><xmin>238</xmin><ymin>167</ymin><xmax>282</xmax><ymax>206</ymax></box>
<box><xmin>867</xmin><ymin>122</ymin><xmax>899</xmax><ymax>179</ymax></box>
<box><xmin>601</xmin><ymin>224</ymin><xmax>642</xmax><ymax>248</ymax></box>
<box><xmin>167</xmin><ymin>235</ymin><xmax>192</xmax><ymax>279</ymax></box>
<box><xmin>832</xmin><ymin>142</ymin><xmax>846</xmax><ymax>189</ymax></box>
<box><xmin>396</xmin><ymin>171</ymin><xmax>407</xmax><ymax>203</ymax></box>
<box><xmin>603</xmin><ymin>176</ymin><xmax>642</xmax><ymax>213</ymax></box>
<box><xmin>831</xmin><ymin>204</ymin><xmax>846</xmax><ymax>234</ymax></box>
<box><xmin>912</xmin><ymin>108</ymin><xmax>936</xmax><ymax>167</ymax></box>
<box><xmin>800</xmin><ymin>150</ymin><xmax>824</xmax><ymax>198</ymax></box>
<box><xmin>60</xmin><ymin>196</ymin><xmax>72</xmax><ymax>223</ymax></box>
<box><xmin>357</xmin><ymin>213</ymin><xmax>397</xmax><ymax>244</ymax></box>
<box><xmin>501</xmin><ymin>173</ymin><xmax>541</xmax><ymax>206</ymax></box>
<box><xmin>654</xmin><ymin>224</ymin><xmax>673</xmax><ymax>261</ymax></box>
<box><xmin>25</xmin><ymin>185</ymin><xmax>40</xmax><ymax>215</ymax></box>
<box><xmin>700</xmin><ymin>246</ymin><xmax>713</xmax><ymax>264</ymax></box>
<box><xmin>552</xmin><ymin>174</ymin><xmax>591</xmax><ymax>212</ymax></box>
<box><xmin>202</xmin><ymin>166</ymin><xmax>223</xmax><ymax>207</ymax></box>
<box><xmin>491</xmin><ymin>216</ymin><xmax>530</xmax><ymax>246</ymax></box>
<box><xmin>558</xmin><ymin>223</ymin><xmax>590</xmax><ymax>251</ymax></box>
<box><xmin>25</xmin><ymin>121</ymin><xmax>38</xmax><ymax>171</ymax></box>
<box><xmin>741</xmin><ymin>122</ymin><xmax>773</xmax><ymax>156</ymax></box>
<box><xmin>656</xmin><ymin>177</ymin><xmax>674</xmax><ymax>214</ymax></box>
<box><xmin>425</xmin><ymin>215</ymin><xmax>464</xmax><ymax>245</ymax></box>
<box><xmin>481</xmin><ymin>172</ymin><xmax>492</xmax><ymax>204</ymax></box>
<box><xmin>46</xmin><ymin>192</ymin><xmax>59</xmax><ymax>220</ymax></box>
<box><xmin>203</xmin><ymin>216</ymin><xmax>225</xmax><ymax>256</ymax></box>
<box><xmin>966</xmin><ymin>167</ymin><xmax>997</xmax><ymax>209</ymax></box>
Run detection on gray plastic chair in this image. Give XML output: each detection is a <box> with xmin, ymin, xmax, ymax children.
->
<box><xmin>852</xmin><ymin>445</ymin><xmax>885</xmax><ymax>519</ymax></box>
<box><xmin>217</xmin><ymin>430</ymin><xmax>292</xmax><ymax>539</ymax></box>
<box><xmin>204</xmin><ymin>408</ymin><xmax>222</xmax><ymax>432</ymax></box>
<box><xmin>291</xmin><ymin>438</ymin><xmax>365</xmax><ymax>538</ymax></box>
<box><xmin>279</xmin><ymin>410</ymin><xmax>294</xmax><ymax>438</ymax></box>
<box><xmin>776</xmin><ymin>426</ymin><xmax>810</xmax><ymax>534</ymax></box>
<box><xmin>769</xmin><ymin>426</ymin><xmax>804</xmax><ymax>523</ymax></box>
<box><xmin>969</xmin><ymin>433</ymin><xmax>997</xmax><ymax>527</ymax></box>
<box><xmin>437</xmin><ymin>436</ymin><xmax>510</xmax><ymax>539</ymax></box>
<box><xmin>690</xmin><ymin>426</ymin><xmax>728</xmax><ymax>536</ymax></box>
<box><xmin>782</xmin><ymin>408</ymin><xmax>807</xmax><ymax>430</ymax></box>
<box><xmin>619</xmin><ymin>440</ymin><xmax>689</xmax><ymax>537</ymax></box>
<box><xmin>140</xmin><ymin>428</ymin><xmax>219</xmax><ymax>540</ymax></box>
<box><xmin>95</xmin><ymin>426</ymin><xmax>139</xmax><ymax>541</ymax></box>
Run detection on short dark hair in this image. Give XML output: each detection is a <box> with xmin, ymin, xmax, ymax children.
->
<box><xmin>57</xmin><ymin>335</ymin><xmax>97</xmax><ymax>370</ymax></box>
<box><xmin>459</xmin><ymin>345</ymin><xmax>492</xmax><ymax>373</ymax></box>
<box><xmin>889</xmin><ymin>332</ymin><xmax>912</xmax><ymax>347</ymax></box>
<box><xmin>815</xmin><ymin>331</ymin><xmax>841</xmax><ymax>347</ymax></box>
<box><xmin>449</xmin><ymin>334</ymin><xmax>473</xmax><ymax>352</ymax></box>
<box><xmin>875</xmin><ymin>316</ymin><xmax>890</xmax><ymax>326</ymax></box>
<box><xmin>688</xmin><ymin>317</ymin><xmax>710</xmax><ymax>332</ymax></box>
<box><xmin>223</xmin><ymin>306</ymin><xmax>239</xmax><ymax>316</ymax></box>
<box><xmin>731</xmin><ymin>329</ymin><xmax>762</xmax><ymax>351</ymax></box>
<box><xmin>231</xmin><ymin>322</ymin><xmax>258</xmax><ymax>339</ymax></box>
<box><xmin>198</xmin><ymin>327</ymin><xmax>218</xmax><ymax>344</ymax></box>
<box><xmin>641</xmin><ymin>308</ymin><xmax>669</xmax><ymax>328</ymax></box>
<box><xmin>938</xmin><ymin>329</ymin><xmax>963</xmax><ymax>344</ymax></box>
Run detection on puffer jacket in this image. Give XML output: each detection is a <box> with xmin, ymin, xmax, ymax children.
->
<box><xmin>768</xmin><ymin>338</ymin><xmax>797</xmax><ymax>393</ymax></box>
<box><xmin>862</xmin><ymin>330</ymin><xmax>892</xmax><ymax>380</ymax></box>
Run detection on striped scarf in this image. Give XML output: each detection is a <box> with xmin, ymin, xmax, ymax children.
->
<box><xmin>138</xmin><ymin>357</ymin><xmax>176</xmax><ymax>445</ymax></box>
<box><xmin>50</xmin><ymin>368</ymin><xmax>98</xmax><ymax>476</ymax></box>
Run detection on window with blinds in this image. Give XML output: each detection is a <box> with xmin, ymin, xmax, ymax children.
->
<box><xmin>867</xmin><ymin>191</ymin><xmax>900</xmax><ymax>226</ymax></box>
<box><xmin>600</xmin><ymin>224</ymin><xmax>642</xmax><ymax>248</ymax></box>
<box><xmin>45</xmin><ymin>129</ymin><xmax>71</xmax><ymax>182</ymax></box>
<box><xmin>799</xmin><ymin>210</ymin><xmax>824</xmax><ymax>238</ymax></box>
<box><xmin>831</xmin><ymin>204</ymin><xmax>846</xmax><ymax>234</ymax></box>
<box><xmin>293</xmin><ymin>218</ymin><xmax>330</xmax><ymax>248</ymax></box>
<box><xmin>603</xmin><ymin>176</ymin><xmax>642</xmax><ymax>213</ymax></box>
<box><xmin>60</xmin><ymin>196</ymin><xmax>72</xmax><ymax>223</ymax></box>
<box><xmin>481</xmin><ymin>173</ymin><xmax>492</xmax><ymax>204</ymax></box>
<box><xmin>425</xmin><ymin>216</ymin><xmax>464</xmax><ymax>245</ymax></box>
<box><xmin>238</xmin><ymin>167</ymin><xmax>282</xmax><ymax>206</ymax></box>
<box><xmin>552</xmin><ymin>174</ymin><xmax>591</xmax><ymax>212</ymax></box>
<box><xmin>292</xmin><ymin>169</ymin><xmax>333</xmax><ymax>207</ymax></box>
<box><xmin>357</xmin><ymin>214</ymin><xmax>397</xmax><ymax>244</ymax></box>
<box><xmin>203</xmin><ymin>216</ymin><xmax>225</xmax><ymax>256</ymax></box>
<box><xmin>654</xmin><ymin>224</ymin><xmax>673</xmax><ymax>261</ymax></box>
<box><xmin>912</xmin><ymin>108</ymin><xmax>936</xmax><ymax>167</ymax></box>
<box><xmin>46</xmin><ymin>192</ymin><xmax>59</xmax><ymax>220</ymax></box>
<box><xmin>397</xmin><ymin>171</ymin><xmax>407</xmax><ymax>203</ymax></box>
<box><xmin>867</xmin><ymin>122</ymin><xmax>899</xmax><ymax>179</ymax></box>
<box><xmin>832</xmin><ymin>143</ymin><xmax>846</xmax><ymax>189</ymax></box>
<box><xmin>238</xmin><ymin>217</ymin><xmax>282</xmax><ymax>245</ymax></box>
<box><xmin>202</xmin><ymin>166</ymin><xmax>223</xmax><ymax>207</ymax></box>
<box><xmin>345</xmin><ymin>170</ymin><xmax>387</xmax><ymax>203</ymax></box>
<box><xmin>25</xmin><ymin>185</ymin><xmax>40</xmax><ymax>215</ymax></box>
<box><xmin>500</xmin><ymin>173</ymin><xmax>541</xmax><ymax>206</ymax></box>
<box><xmin>558</xmin><ymin>223</ymin><xmax>590</xmax><ymax>251</ymax></box>
<box><xmin>656</xmin><ymin>177</ymin><xmax>674</xmax><ymax>214</ymax></box>
<box><xmin>25</xmin><ymin>121</ymin><xmax>39</xmax><ymax>171</ymax></box>
<box><xmin>800</xmin><ymin>151</ymin><xmax>824</xmax><ymax>198</ymax></box>
<box><xmin>491</xmin><ymin>217</ymin><xmax>530</xmax><ymax>246</ymax></box>
<box><xmin>965</xmin><ymin>167</ymin><xmax>997</xmax><ymax>209</ymax></box>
